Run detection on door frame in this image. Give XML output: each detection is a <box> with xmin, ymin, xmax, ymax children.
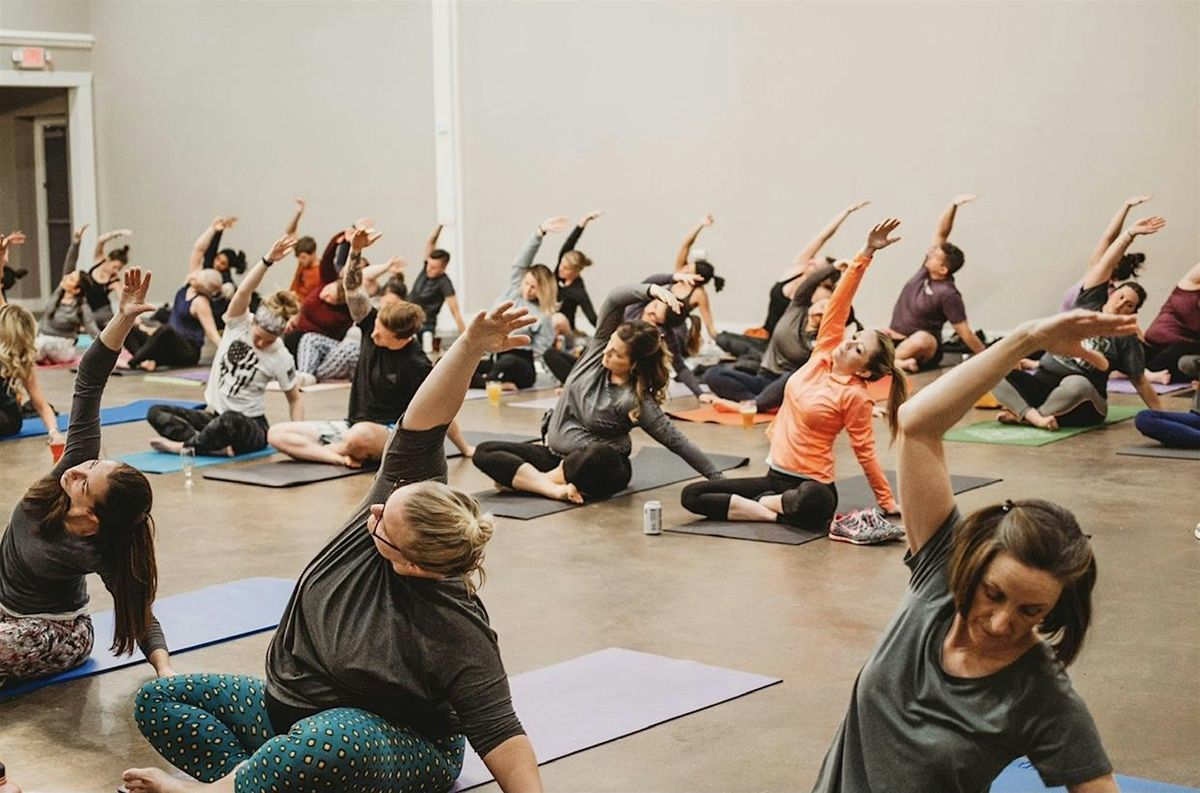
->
<box><xmin>0</xmin><ymin>70</ymin><xmax>96</xmax><ymax>310</ymax></box>
<box><xmin>33</xmin><ymin>115</ymin><xmax>69</xmax><ymax>296</ymax></box>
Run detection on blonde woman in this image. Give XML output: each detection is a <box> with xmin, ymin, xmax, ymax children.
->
<box><xmin>123</xmin><ymin>302</ymin><xmax>543</xmax><ymax>793</ymax></box>
<box><xmin>0</xmin><ymin>234</ymin><xmax>61</xmax><ymax>444</ymax></box>
<box><xmin>478</xmin><ymin>217</ymin><xmax>568</xmax><ymax>390</ymax></box>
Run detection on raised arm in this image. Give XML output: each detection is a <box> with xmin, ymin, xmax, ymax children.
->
<box><xmin>1177</xmin><ymin>261</ymin><xmax>1200</xmax><ymax>290</ymax></box>
<box><xmin>675</xmin><ymin>213</ymin><xmax>714</xmax><ymax>272</ymax></box>
<box><xmin>896</xmin><ymin>310</ymin><xmax>1138</xmax><ymax>555</ymax></box>
<box><xmin>790</xmin><ymin>262</ymin><xmax>839</xmax><ymax>308</ymax></box>
<box><xmin>343</xmin><ymin>228</ymin><xmax>383</xmax><ymax>324</ymax></box>
<box><xmin>284</xmin><ymin>198</ymin><xmax>306</xmax><ymax>235</ymax></box>
<box><xmin>423</xmin><ymin>223</ymin><xmax>444</xmax><ymax>260</ymax></box>
<box><xmin>1088</xmin><ymin>196</ymin><xmax>1150</xmax><ymax>268</ymax></box>
<box><xmin>814</xmin><ymin>219</ymin><xmax>902</xmax><ymax>356</ymax></box>
<box><xmin>593</xmin><ymin>282</ymin><xmax>681</xmax><ymax>347</ymax></box>
<box><xmin>1081</xmin><ymin>216</ymin><xmax>1165</xmax><ymax>290</ymax></box>
<box><xmin>189</xmin><ymin>216</ymin><xmax>233</xmax><ymax>273</ymax></box>
<box><xmin>93</xmin><ymin>227</ymin><xmax>131</xmax><ymax>266</ymax></box>
<box><xmin>189</xmin><ymin>296</ymin><xmax>223</xmax><ymax>348</ymax></box>
<box><xmin>64</xmin><ymin>223</ymin><xmax>88</xmax><ymax>276</ymax></box>
<box><xmin>226</xmin><ymin>235</ymin><xmax>297</xmax><ymax>321</ymax></box>
<box><xmin>0</xmin><ymin>231</ymin><xmax>26</xmax><ymax>306</ymax></box>
<box><xmin>558</xmin><ymin>210</ymin><xmax>601</xmax><ymax>265</ymax></box>
<box><xmin>507</xmin><ymin>217</ymin><xmax>569</xmax><ymax>294</ymax></box>
<box><xmin>932</xmin><ymin>194</ymin><xmax>976</xmax><ymax>247</ymax></box>
<box><xmin>794</xmin><ymin>201</ymin><xmax>869</xmax><ymax>267</ymax></box>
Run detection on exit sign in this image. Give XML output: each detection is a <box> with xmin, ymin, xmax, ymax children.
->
<box><xmin>13</xmin><ymin>47</ymin><xmax>51</xmax><ymax>70</ymax></box>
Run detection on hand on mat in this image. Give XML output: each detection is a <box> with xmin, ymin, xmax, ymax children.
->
<box><xmin>1125</xmin><ymin>194</ymin><xmax>1152</xmax><ymax>207</ymax></box>
<box><xmin>865</xmin><ymin>218</ymin><xmax>902</xmax><ymax>252</ymax></box>
<box><xmin>117</xmin><ymin>268</ymin><xmax>155</xmax><ymax>318</ymax></box>
<box><xmin>538</xmin><ymin>216</ymin><xmax>571</xmax><ymax>235</ymax></box>
<box><xmin>464</xmin><ymin>301</ymin><xmax>538</xmax><ymax>354</ymax></box>
<box><xmin>1024</xmin><ymin>310</ymin><xmax>1138</xmax><ymax>360</ymax></box>
<box><xmin>580</xmin><ymin>209</ymin><xmax>604</xmax><ymax>225</ymax></box>
<box><xmin>952</xmin><ymin>193</ymin><xmax>978</xmax><ymax>206</ymax></box>
<box><xmin>347</xmin><ymin>226</ymin><xmax>381</xmax><ymax>253</ymax></box>
<box><xmin>648</xmin><ymin>284</ymin><xmax>684</xmax><ymax>314</ymax></box>
<box><xmin>265</xmin><ymin>235</ymin><xmax>298</xmax><ymax>263</ymax></box>
<box><xmin>1128</xmin><ymin>216</ymin><xmax>1166</xmax><ymax>237</ymax></box>
<box><xmin>73</xmin><ymin>222</ymin><xmax>90</xmax><ymax>242</ymax></box>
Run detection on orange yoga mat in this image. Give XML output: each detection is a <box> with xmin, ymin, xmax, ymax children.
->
<box><xmin>667</xmin><ymin>405</ymin><xmax>776</xmax><ymax>426</ymax></box>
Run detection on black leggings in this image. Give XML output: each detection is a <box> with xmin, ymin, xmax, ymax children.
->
<box><xmin>1146</xmin><ymin>341</ymin><xmax>1200</xmax><ymax>383</ymax></box>
<box><xmin>473</xmin><ymin>441</ymin><xmax>562</xmax><ymax>486</ymax></box>
<box><xmin>474</xmin><ymin>440</ymin><xmax>633</xmax><ymax>498</ymax></box>
<box><xmin>125</xmin><ymin>325</ymin><xmax>202</xmax><ymax>368</ymax></box>
<box><xmin>681</xmin><ymin>469</ymin><xmax>839</xmax><ymax>532</ymax></box>
<box><xmin>544</xmin><ymin>348</ymin><xmax>578</xmax><ymax>384</ymax></box>
<box><xmin>0</xmin><ymin>403</ymin><xmax>21</xmax><ymax>437</ymax></box>
<box><xmin>476</xmin><ymin>349</ymin><xmax>537</xmax><ymax>389</ymax></box>
<box><xmin>715</xmin><ymin>331</ymin><xmax>767</xmax><ymax>358</ymax></box>
<box><xmin>147</xmin><ymin>404</ymin><xmax>270</xmax><ymax>455</ymax></box>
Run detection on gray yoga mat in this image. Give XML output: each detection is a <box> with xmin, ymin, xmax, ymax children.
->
<box><xmin>201</xmin><ymin>432</ymin><xmax>539</xmax><ymax>487</ymax></box>
<box><xmin>1116</xmin><ymin>443</ymin><xmax>1200</xmax><ymax>461</ymax></box>
<box><xmin>665</xmin><ymin>472</ymin><xmax>1002</xmax><ymax>545</ymax></box>
<box><xmin>474</xmin><ymin>447</ymin><xmax>750</xmax><ymax>520</ymax></box>
<box><xmin>451</xmin><ymin>647</ymin><xmax>780</xmax><ymax>791</ymax></box>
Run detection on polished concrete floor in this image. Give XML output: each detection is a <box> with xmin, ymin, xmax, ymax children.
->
<box><xmin>1</xmin><ymin>365</ymin><xmax>1197</xmax><ymax>792</ymax></box>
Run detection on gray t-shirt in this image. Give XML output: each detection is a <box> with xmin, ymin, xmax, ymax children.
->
<box><xmin>266</xmin><ymin>421</ymin><xmax>524</xmax><ymax>758</ymax></box>
<box><xmin>1041</xmin><ymin>283</ymin><xmax>1145</xmax><ymax>394</ymax></box>
<box><xmin>0</xmin><ymin>342</ymin><xmax>166</xmax><ymax>656</ymax></box>
<box><xmin>760</xmin><ymin>263</ymin><xmax>835</xmax><ymax>376</ymax></box>
<box><xmin>496</xmin><ymin>231</ymin><xmax>556</xmax><ymax>357</ymax></box>
<box><xmin>545</xmin><ymin>283</ymin><xmax>720</xmax><ymax>478</ymax></box>
<box><xmin>812</xmin><ymin>509</ymin><xmax>1111</xmax><ymax>793</ymax></box>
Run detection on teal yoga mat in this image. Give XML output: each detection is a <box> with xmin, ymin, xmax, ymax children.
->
<box><xmin>993</xmin><ymin>757</ymin><xmax>1198</xmax><ymax>792</ymax></box>
<box><xmin>3</xmin><ymin>399</ymin><xmax>204</xmax><ymax>441</ymax></box>
<box><xmin>118</xmin><ymin>446</ymin><xmax>276</xmax><ymax>473</ymax></box>
<box><xmin>944</xmin><ymin>405</ymin><xmax>1140</xmax><ymax>447</ymax></box>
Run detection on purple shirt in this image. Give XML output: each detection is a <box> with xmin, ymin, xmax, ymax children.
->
<box><xmin>888</xmin><ymin>265</ymin><xmax>967</xmax><ymax>338</ymax></box>
<box><xmin>1146</xmin><ymin>285</ymin><xmax>1200</xmax><ymax>347</ymax></box>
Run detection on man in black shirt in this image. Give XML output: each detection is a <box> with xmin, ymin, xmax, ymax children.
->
<box><xmin>410</xmin><ymin>224</ymin><xmax>466</xmax><ymax>347</ymax></box>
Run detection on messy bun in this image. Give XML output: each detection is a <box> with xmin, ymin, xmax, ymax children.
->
<box><xmin>397</xmin><ymin>481</ymin><xmax>494</xmax><ymax>594</ymax></box>
<box><xmin>261</xmin><ymin>290</ymin><xmax>300</xmax><ymax>323</ymax></box>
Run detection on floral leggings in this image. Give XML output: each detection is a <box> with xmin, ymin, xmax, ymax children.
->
<box><xmin>0</xmin><ymin>612</ymin><xmax>93</xmax><ymax>684</ymax></box>
<box><xmin>134</xmin><ymin>674</ymin><xmax>466</xmax><ymax>793</ymax></box>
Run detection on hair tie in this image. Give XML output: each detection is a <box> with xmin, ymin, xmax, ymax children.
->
<box><xmin>1002</xmin><ymin>499</ymin><xmax>1014</xmax><ymax>513</ymax></box>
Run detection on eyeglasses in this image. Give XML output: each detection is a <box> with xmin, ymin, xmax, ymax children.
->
<box><xmin>370</xmin><ymin>520</ymin><xmax>407</xmax><ymax>555</ymax></box>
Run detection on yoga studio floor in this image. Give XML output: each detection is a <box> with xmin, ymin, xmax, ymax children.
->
<box><xmin>2</xmin><ymin>365</ymin><xmax>1197</xmax><ymax>791</ymax></box>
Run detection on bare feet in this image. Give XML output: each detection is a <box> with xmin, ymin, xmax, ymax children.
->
<box><xmin>500</xmin><ymin>381</ymin><xmax>518</xmax><ymax>392</ymax></box>
<box><xmin>149</xmin><ymin>437</ymin><xmax>184</xmax><ymax>454</ymax></box>
<box><xmin>757</xmin><ymin>494</ymin><xmax>784</xmax><ymax>514</ymax></box>
<box><xmin>460</xmin><ymin>445</ymin><xmax>476</xmax><ymax>459</ymax></box>
<box><xmin>897</xmin><ymin>357</ymin><xmax>920</xmax><ymax>373</ymax></box>
<box><xmin>997</xmin><ymin>409</ymin><xmax>1023</xmax><ymax>425</ymax></box>
<box><xmin>138</xmin><ymin>360</ymin><xmax>157</xmax><ymax>372</ymax></box>
<box><xmin>552</xmin><ymin>483</ymin><xmax>583</xmax><ymax>504</ymax></box>
<box><xmin>1145</xmin><ymin>369</ymin><xmax>1171</xmax><ymax>385</ymax></box>
<box><xmin>1024</xmin><ymin>410</ymin><xmax>1059</xmax><ymax>431</ymax></box>
<box><xmin>121</xmin><ymin>766</ymin><xmax>201</xmax><ymax>792</ymax></box>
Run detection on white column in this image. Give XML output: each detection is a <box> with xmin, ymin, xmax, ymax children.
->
<box><xmin>430</xmin><ymin>0</ymin><xmax>467</xmax><ymax>320</ymax></box>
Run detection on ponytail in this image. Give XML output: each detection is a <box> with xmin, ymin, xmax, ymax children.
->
<box><xmin>93</xmin><ymin>465</ymin><xmax>157</xmax><ymax>656</ymax></box>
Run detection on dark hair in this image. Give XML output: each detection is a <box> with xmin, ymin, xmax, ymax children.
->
<box><xmin>429</xmin><ymin>248</ymin><xmax>451</xmax><ymax>265</ymax></box>
<box><xmin>693</xmin><ymin>260</ymin><xmax>726</xmax><ymax>292</ymax></box>
<box><xmin>294</xmin><ymin>236</ymin><xmax>318</xmax><ymax>256</ymax></box>
<box><xmin>22</xmin><ymin>464</ymin><xmax>157</xmax><ymax>656</ymax></box>
<box><xmin>218</xmin><ymin>248</ymin><xmax>247</xmax><ymax>274</ymax></box>
<box><xmin>940</xmin><ymin>243</ymin><xmax>965</xmax><ymax>275</ymax></box>
<box><xmin>1113</xmin><ymin>252</ymin><xmax>1145</xmax><ymax>282</ymax></box>
<box><xmin>614</xmin><ymin>320</ymin><xmax>671</xmax><ymax>420</ymax></box>
<box><xmin>1115</xmin><ymin>281</ymin><xmax>1147</xmax><ymax>309</ymax></box>
<box><xmin>381</xmin><ymin>274</ymin><xmax>408</xmax><ymax>301</ymax></box>
<box><xmin>949</xmin><ymin>499</ymin><xmax>1096</xmax><ymax>667</ymax></box>
<box><xmin>865</xmin><ymin>331</ymin><xmax>909</xmax><ymax>439</ymax></box>
<box><xmin>108</xmin><ymin>245</ymin><xmax>130</xmax><ymax>264</ymax></box>
<box><xmin>378</xmin><ymin>300</ymin><xmax>425</xmax><ymax>339</ymax></box>
<box><xmin>563</xmin><ymin>443</ymin><xmax>632</xmax><ymax>498</ymax></box>
<box><xmin>2</xmin><ymin>265</ymin><xmax>28</xmax><ymax>293</ymax></box>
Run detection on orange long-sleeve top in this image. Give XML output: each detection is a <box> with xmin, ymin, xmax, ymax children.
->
<box><xmin>766</xmin><ymin>252</ymin><xmax>896</xmax><ymax>512</ymax></box>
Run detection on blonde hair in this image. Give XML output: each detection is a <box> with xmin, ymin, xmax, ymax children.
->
<box><xmin>261</xmin><ymin>290</ymin><xmax>300</xmax><ymax>324</ymax></box>
<box><xmin>397</xmin><ymin>481</ymin><xmax>494</xmax><ymax>595</ymax></box>
<box><xmin>560</xmin><ymin>250</ymin><xmax>592</xmax><ymax>273</ymax></box>
<box><xmin>528</xmin><ymin>264</ymin><xmax>558</xmax><ymax>316</ymax></box>
<box><xmin>0</xmin><ymin>304</ymin><xmax>38</xmax><ymax>398</ymax></box>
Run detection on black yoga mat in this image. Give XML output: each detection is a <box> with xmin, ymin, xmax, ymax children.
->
<box><xmin>203</xmin><ymin>432</ymin><xmax>539</xmax><ymax>488</ymax></box>
<box><xmin>665</xmin><ymin>472</ymin><xmax>1002</xmax><ymax>545</ymax></box>
<box><xmin>474</xmin><ymin>447</ymin><xmax>750</xmax><ymax>520</ymax></box>
<box><xmin>1116</xmin><ymin>443</ymin><xmax>1200</xmax><ymax>461</ymax></box>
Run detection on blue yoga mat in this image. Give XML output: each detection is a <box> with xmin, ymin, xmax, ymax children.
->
<box><xmin>118</xmin><ymin>446</ymin><xmax>277</xmax><ymax>473</ymax></box>
<box><xmin>4</xmin><ymin>399</ymin><xmax>204</xmax><ymax>441</ymax></box>
<box><xmin>0</xmin><ymin>577</ymin><xmax>294</xmax><ymax>700</ymax></box>
<box><xmin>994</xmin><ymin>758</ymin><xmax>1198</xmax><ymax>792</ymax></box>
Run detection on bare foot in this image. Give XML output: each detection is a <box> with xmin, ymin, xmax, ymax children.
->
<box><xmin>897</xmin><ymin>357</ymin><xmax>920</xmax><ymax>373</ymax></box>
<box><xmin>121</xmin><ymin>766</ymin><xmax>201</xmax><ymax>792</ymax></box>
<box><xmin>1145</xmin><ymin>369</ymin><xmax>1171</xmax><ymax>385</ymax></box>
<box><xmin>149</xmin><ymin>437</ymin><xmax>184</xmax><ymax>454</ymax></box>
<box><xmin>218</xmin><ymin>446</ymin><xmax>235</xmax><ymax>457</ymax></box>
<box><xmin>342</xmin><ymin>455</ymin><xmax>363</xmax><ymax>469</ymax></box>
<box><xmin>1024</xmin><ymin>410</ymin><xmax>1059</xmax><ymax>431</ymax></box>
<box><xmin>997</xmin><ymin>409</ymin><xmax>1023</xmax><ymax>425</ymax></box>
<box><xmin>757</xmin><ymin>494</ymin><xmax>784</xmax><ymax>514</ymax></box>
<box><xmin>138</xmin><ymin>360</ymin><xmax>158</xmax><ymax>372</ymax></box>
<box><xmin>553</xmin><ymin>483</ymin><xmax>583</xmax><ymax>504</ymax></box>
<box><xmin>1017</xmin><ymin>358</ymin><xmax>1040</xmax><ymax>371</ymax></box>
<box><xmin>500</xmin><ymin>381</ymin><xmax>518</xmax><ymax>392</ymax></box>
<box><xmin>459</xmin><ymin>445</ymin><xmax>475</xmax><ymax>459</ymax></box>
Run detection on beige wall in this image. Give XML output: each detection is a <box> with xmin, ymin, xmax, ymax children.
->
<box><xmin>457</xmin><ymin>0</ymin><xmax>1199</xmax><ymax>332</ymax></box>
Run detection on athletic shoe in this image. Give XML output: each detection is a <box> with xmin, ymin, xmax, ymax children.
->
<box><xmin>857</xmin><ymin>508</ymin><xmax>906</xmax><ymax>542</ymax></box>
<box><xmin>828</xmin><ymin>511</ymin><xmax>897</xmax><ymax>546</ymax></box>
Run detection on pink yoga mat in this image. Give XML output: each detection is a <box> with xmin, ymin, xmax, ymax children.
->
<box><xmin>1107</xmin><ymin>379</ymin><xmax>1193</xmax><ymax>395</ymax></box>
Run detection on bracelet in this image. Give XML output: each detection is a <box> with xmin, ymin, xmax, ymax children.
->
<box><xmin>262</xmin><ymin>256</ymin><xmax>273</xmax><ymax>268</ymax></box>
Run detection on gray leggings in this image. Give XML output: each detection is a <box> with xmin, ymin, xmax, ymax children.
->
<box><xmin>994</xmin><ymin>370</ymin><xmax>1107</xmax><ymax>427</ymax></box>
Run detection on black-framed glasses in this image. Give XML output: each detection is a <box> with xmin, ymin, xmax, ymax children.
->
<box><xmin>370</xmin><ymin>520</ymin><xmax>407</xmax><ymax>555</ymax></box>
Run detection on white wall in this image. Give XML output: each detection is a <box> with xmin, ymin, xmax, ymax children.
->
<box><xmin>84</xmin><ymin>0</ymin><xmax>437</xmax><ymax>302</ymax></box>
<box><xmin>456</xmin><ymin>0</ymin><xmax>1199</xmax><ymax>332</ymax></box>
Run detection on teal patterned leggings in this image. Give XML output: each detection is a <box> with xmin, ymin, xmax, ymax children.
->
<box><xmin>134</xmin><ymin>674</ymin><xmax>465</xmax><ymax>793</ymax></box>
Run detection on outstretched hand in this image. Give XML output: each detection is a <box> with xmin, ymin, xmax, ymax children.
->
<box><xmin>1125</xmin><ymin>195</ymin><xmax>1152</xmax><ymax>207</ymax></box>
<box><xmin>648</xmin><ymin>284</ymin><xmax>685</xmax><ymax>314</ymax></box>
<box><xmin>348</xmin><ymin>227</ymin><xmax>382</xmax><ymax>253</ymax></box>
<box><xmin>100</xmin><ymin>228</ymin><xmax>132</xmax><ymax>243</ymax></box>
<box><xmin>580</xmin><ymin>210</ymin><xmax>604</xmax><ymax>225</ymax></box>
<box><xmin>0</xmin><ymin>231</ymin><xmax>26</xmax><ymax>250</ymax></box>
<box><xmin>699</xmin><ymin>213</ymin><xmax>715</xmax><ymax>227</ymax></box>
<box><xmin>672</xmin><ymin>271</ymin><xmax>702</xmax><ymax>286</ymax></box>
<box><xmin>116</xmin><ymin>267</ymin><xmax>155</xmax><ymax>318</ymax></box>
<box><xmin>846</xmin><ymin>200</ymin><xmax>870</xmax><ymax>213</ymax></box>
<box><xmin>1128</xmin><ymin>216</ymin><xmax>1166</xmax><ymax>237</ymax></box>
<box><xmin>387</xmin><ymin>256</ymin><xmax>407</xmax><ymax>274</ymax></box>
<box><xmin>1025</xmin><ymin>310</ymin><xmax>1138</xmax><ymax>360</ymax></box>
<box><xmin>538</xmin><ymin>216</ymin><xmax>571</xmax><ymax>235</ymax></box>
<box><xmin>73</xmin><ymin>223</ymin><xmax>90</xmax><ymax>243</ymax></box>
<box><xmin>295</xmin><ymin>197</ymin><xmax>306</xmax><ymax>212</ymax></box>
<box><xmin>464</xmin><ymin>301</ymin><xmax>538</xmax><ymax>354</ymax></box>
<box><xmin>213</xmin><ymin>216</ymin><xmax>238</xmax><ymax>231</ymax></box>
<box><xmin>952</xmin><ymin>194</ymin><xmax>978</xmax><ymax>207</ymax></box>
<box><xmin>865</xmin><ymin>218</ymin><xmax>902</xmax><ymax>252</ymax></box>
<box><xmin>266</xmin><ymin>235</ymin><xmax>298</xmax><ymax>263</ymax></box>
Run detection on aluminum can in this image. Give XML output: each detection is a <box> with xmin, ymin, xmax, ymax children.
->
<box><xmin>643</xmin><ymin>500</ymin><xmax>662</xmax><ymax>535</ymax></box>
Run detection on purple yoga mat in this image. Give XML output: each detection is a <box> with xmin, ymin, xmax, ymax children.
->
<box><xmin>1107</xmin><ymin>378</ymin><xmax>1192</xmax><ymax>395</ymax></box>
<box><xmin>451</xmin><ymin>648</ymin><xmax>780</xmax><ymax>790</ymax></box>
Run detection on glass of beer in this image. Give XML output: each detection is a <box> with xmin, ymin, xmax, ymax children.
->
<box><xmin>739</xmin><ymin>400</ymin><xmax>758</xmax><ymax>429</ymax></box>
<box><xmin>486</xmin><ymin>379</ymin><xmax>503</xmax><ymax>406</ymax></box>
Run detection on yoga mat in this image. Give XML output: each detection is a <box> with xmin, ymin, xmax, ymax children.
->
<box><xmin>2</xmin><ymin>399</ymin><xmax>204</xmax><ymax>441</ymax></box>
<box><xmin>118</xmin><ymin>446</ymin><xmax>276</xmax><ymax>473</ymax></box>
<box><xmin>1108</xmin><ymin>379</ymin><xmax>1193</xmax><ymax>395</ymax></box>
<box><xmin>993</xmin><ymin>758</ymin><xmax>1199</xmax><ymax>792</ymax></box>
<box><xmin>1116</xmin><ymin>443</ymin><xmax>1200</xmax><ymax>461</ymax></box>
<box><xmin>664</xmin><ymin>472</ymin><xmax>1000</xmax><ymax>545</ymax></box>
<box><xmin>0</xmin><ymin>577</ymin><xmax>294</xmax><ymax>701</ymax></box>
<box><xmin>451</xmin><ymin>648</ymin><xmax>780</xmax><ymax>791</ymax></box>
<box><xmin>201</xmin><ymin>432</ymin><xmax>539</xmax><ymax>487</ymax></box>
<box><xmin>667</xmin><ymin>405</ymin><xmax>775</xmax><ymax>426</ymax></box>
<box><xmin>36</xmin><ymin>357</ymin><xmax>81</xmax><ymax>370</ymax></box>
<box><xmin>144</xmin><ymin>374</ymin><xmax>205</xmax><ymax>388</ymax></box>
<box><xmin>266</xmin><ymin>379</ymin><xmax>349</xmax><ymax>392</ymax></box>
<box><xmin>508</xmin><ymin>395</ymin><xmax>560</xmax><ymax>411</ymax></box>
<box><xmin>944</xmin><ymin>405</ymin><xmax>1140</xmax><ymax>447</ymax></box>
<box><xmin>474</xmin><ymin>448</ymin><xmax>749</xmax><ymax>520</ymax></box>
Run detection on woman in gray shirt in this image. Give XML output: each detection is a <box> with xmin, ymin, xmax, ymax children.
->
<box><xmin>813</xmin><ymin>308</ymin><xmax>1131</xmax><ymax>793</ymax></box>
<box><xmin>33</xmin><ymin>224</ymin><xmax>102</xmax><ymax>364</ymax></box>
<box><xmin>473</xmin><ymin>281</ymin><xmax>723</xmax><ymax>504</ymax></box>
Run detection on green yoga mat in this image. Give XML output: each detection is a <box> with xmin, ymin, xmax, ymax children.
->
<box><xmin>944</xmin><ymin>405</ymin><xmax>1140</xmax><ymax>447</ymax></box>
